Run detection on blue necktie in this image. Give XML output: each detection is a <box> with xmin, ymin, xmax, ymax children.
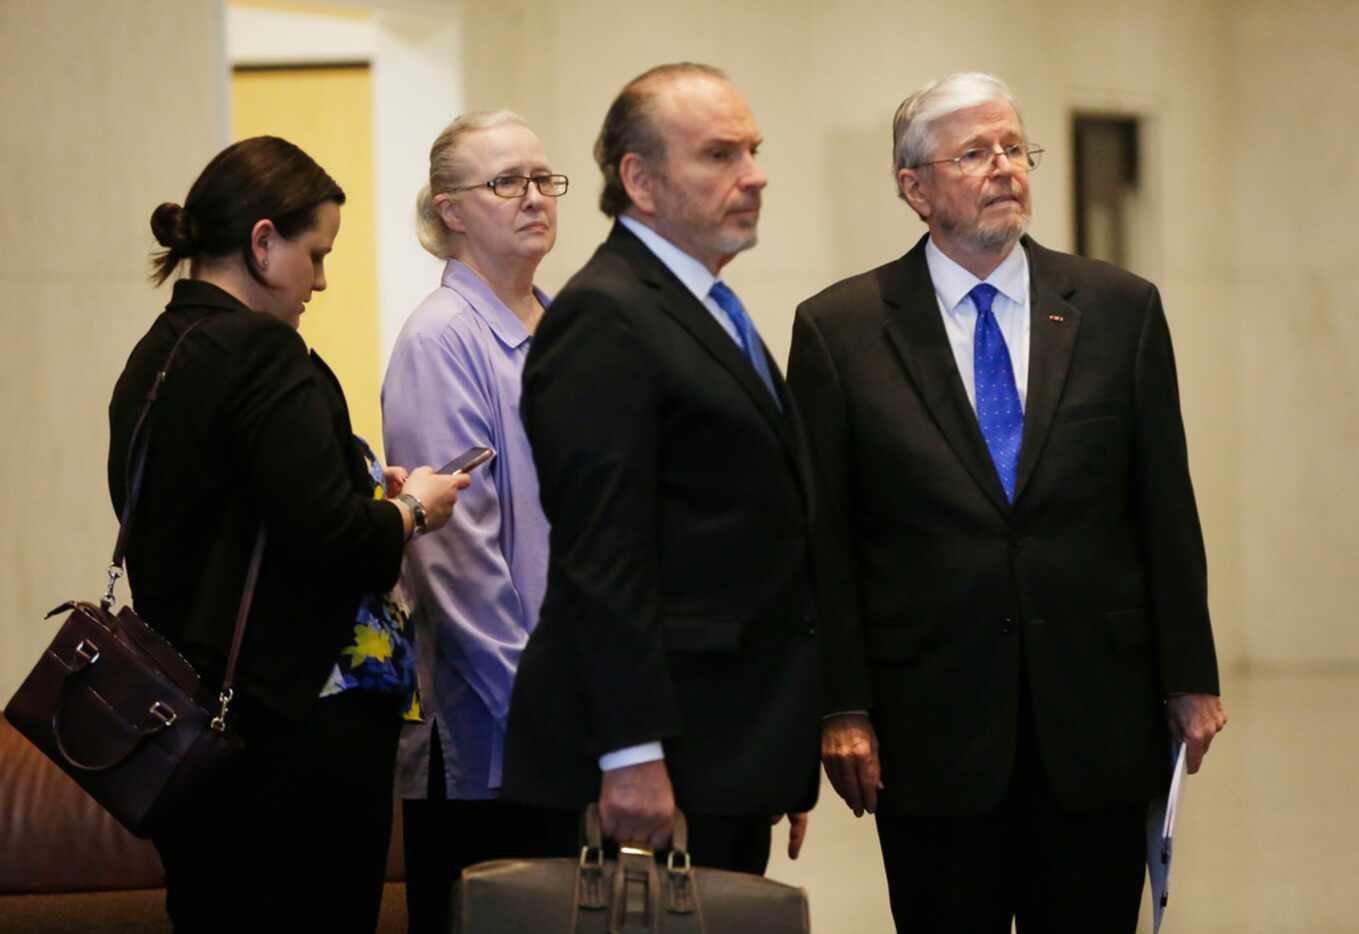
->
<box><xmin>970</xmin><ymin>283</ymin><xmax>1023</xmax><ymax>502</ymax></box>
<box><xmin>709</xmin><ymin>281</ymin><xmax>781</xmax><ymax>409</ymax></box>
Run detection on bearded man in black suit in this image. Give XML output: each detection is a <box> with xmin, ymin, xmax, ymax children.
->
<box><xmin>502</xmin><ymin>62</ymin><xmax>819</xmax><ymax>874</ymax></box>
<box><xmin>787</xmin><ymin>72</ymin><xmax>1227</xmax><ymax>933</ymax></box>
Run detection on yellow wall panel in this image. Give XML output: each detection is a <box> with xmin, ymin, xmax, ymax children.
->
<box><xmin>231</xmin><ymin>65</ymin><xmax>383</xmax><ymax>457</ymax></box>
<box><xmin>232</xmin><ymin>1</ymin><xmax>370</xmax><ymax>21</ymax></box>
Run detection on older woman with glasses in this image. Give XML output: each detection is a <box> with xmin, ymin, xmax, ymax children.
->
<box><xmin>381</xmin><ymin>111</ymin><xmax>573</xmax><ymax>933</ymax></box>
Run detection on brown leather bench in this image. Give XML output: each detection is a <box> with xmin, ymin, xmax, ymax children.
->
<box><xmin>0</xmin><ymin>713</ymin><xmax>408</xmax><ymax>932</ymax></box>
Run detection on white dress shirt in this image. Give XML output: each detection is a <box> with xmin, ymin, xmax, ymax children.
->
<box><xmin>925</xmin><ymin>237</ymin><xmax>1031</xmax><ymax>413</ymax></box>
<box><xmin>618</xmin><ymin>214</ymin><xmax>743</xmax><ymax>345</ymax></box>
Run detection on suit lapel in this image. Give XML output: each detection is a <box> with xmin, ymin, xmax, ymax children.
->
<box><xmin>607</xmin><ymin>224</ymin><xmax>797</xmax><ymax>450</ymax></box>
<box><xmin>880</xmin><ymin>238</ymin><xmax>1012</xmax><ymax>515</ymax></box>
<box><xmin>1014</xmin><ymin>238</ymin><xmax>1082</xmax><ymax>503</ymax></box>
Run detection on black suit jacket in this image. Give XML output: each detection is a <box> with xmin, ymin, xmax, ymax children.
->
<box><xmin>108</xmin><ymin>279</ymin><xmax>405</xmax><ymax>723</ymax></box>
<box><xmin>502</xmin><ymin>223</ymin><xmax>821</xmax><ymax>816</ymax></box>
<box><xmin>788</xmin><ymin>235</ymin><xmax>1219</xmax><ymax>815</ymax></box>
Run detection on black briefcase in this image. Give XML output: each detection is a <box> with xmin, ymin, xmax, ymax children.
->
<box><xmin>453</xmin><ymin>805</ymin><xmax>810</xmax><ymax>933</ymax></box>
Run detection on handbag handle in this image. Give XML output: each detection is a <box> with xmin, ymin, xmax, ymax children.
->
<box><xmin>48</xmin><ymin>635</ymin><xmax>179</xmax><ymax>772</ymax></box>
<box><xmin>105</xmin><ymin>313</ymin><xmax>264</xmax><ymax>734</ymax></box>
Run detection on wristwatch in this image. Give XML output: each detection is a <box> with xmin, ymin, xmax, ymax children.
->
<box><xmin>395</xmin><ymin>492</ymin><xmax>427</xmax><ymax>538</ymax></box>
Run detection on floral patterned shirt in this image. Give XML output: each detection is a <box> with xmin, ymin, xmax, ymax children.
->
<box><xmin>318</xmin><ymin>435</ymin><xmax>420</xmax><ymax>720</ymax></box>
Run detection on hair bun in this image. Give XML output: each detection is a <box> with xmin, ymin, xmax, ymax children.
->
<box><xmin>149</xmin><ymin>202</ymin><xmax>198</xmax><ymax>254</ymax></box>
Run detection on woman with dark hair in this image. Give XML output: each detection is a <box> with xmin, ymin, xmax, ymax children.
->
<box><xmin>109</xmin><ymin>136</ymin><xmax>468</xmax><ymax>932</ymax></box>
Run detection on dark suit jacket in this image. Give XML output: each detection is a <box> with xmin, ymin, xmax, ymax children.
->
<box><xmin>788</xmin><ymin>235</ymin><xmax>1220</xmax><ymax>816</ymax></box>
<box><xmin>502</xmin><ymin>223</ymin><xmax>821</xmax><ymax>817</ymax></box>
<box><xmin>108</xmin><ymin>279</ymin><xmax>405</xmax><ymax>724</ymax></box>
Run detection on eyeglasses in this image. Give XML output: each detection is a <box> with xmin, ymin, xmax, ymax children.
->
<box><xmin>450</xmin><ymin>174</ymin><xmax>570</xmax><ymax>198</ymax></box>
<box><xmin>914</xmin><ymin>143</ymin><xmax>1044</xmax><ymax>176</ymax></box>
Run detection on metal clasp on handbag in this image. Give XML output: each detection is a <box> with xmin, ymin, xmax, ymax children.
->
<box><xmin>101</xmin><ymin>564</ymin><xmax>123</xmax><ymax>609</ymax></box>
<box><xmin>210</xmin><ymin>688</ymin><xmax>233</xmax><ymax>733</ymax></box>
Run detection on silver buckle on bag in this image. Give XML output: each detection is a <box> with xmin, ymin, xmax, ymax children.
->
<box><xmin>148</xmin><ymin>700</ymin><xmax>178</xmax><ymax>728</ymax></box>
<box><xmin>73</xmin><ymin>640</ymin><xmax>101</xmax><ymax>669</ymax></box>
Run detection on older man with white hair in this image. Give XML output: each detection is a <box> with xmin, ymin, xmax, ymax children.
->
<box><xmin>788</xmin><ymin>72</ymin><xmax>1226</xmax><ymax>932</ymax></box>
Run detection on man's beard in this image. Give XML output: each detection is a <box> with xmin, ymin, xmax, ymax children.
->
<box><xmin>941</xmin><ymin>210</ymin><xmax>1027</xmax><ymax>255</ymax></box>
<box><xmin>654</xmin><ymin>173</ymin><xmax>760</xmax><ymax>259</ymax></box>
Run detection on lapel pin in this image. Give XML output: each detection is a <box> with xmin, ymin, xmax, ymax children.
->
<box><xmin>1047</xmin><ymin>313</ymin><xmax>1065</xmax><ymax>323</ymax></box>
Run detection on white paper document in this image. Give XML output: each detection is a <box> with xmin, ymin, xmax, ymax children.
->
<box><xmin>1145</xmin><ymin>741</ymin><xmax>1188</xmax><ymax>933</ymax></box>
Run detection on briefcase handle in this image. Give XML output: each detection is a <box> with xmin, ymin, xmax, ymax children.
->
<box><xmin>578</xmin><ymin>804</ymin><xmax>699</xmax><ymax>930</ymax></box>
<box><xmin>579</xmin><ymin>803</ymin><xmax>692</xmax><ymax>859</ymax></box>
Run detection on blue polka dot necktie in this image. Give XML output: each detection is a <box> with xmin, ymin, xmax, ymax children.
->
<box><xmin>970</xmin><ymin>283</ymin><xmax>1023</xmax><ymax>502</ymax></box>
<box><xmin>709</xmin><ymin>281</ymin><xmax>782</xmax><ymax>409</ymax></box>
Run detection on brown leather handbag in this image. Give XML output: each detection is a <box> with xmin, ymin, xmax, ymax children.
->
<box><xmin>453</xmin><ymin>805</ymin><xmax>811</xmax><ymax>933</ymax></box>
<box><xmin>4</xmin><ymin>316</ymin><xmax>264</xmax><ymax>839</ymax></box>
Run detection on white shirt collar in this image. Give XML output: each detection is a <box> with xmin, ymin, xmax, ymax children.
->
<box><xmin>925</xmin><ymin>236</ymin><xmax>1029</xmax><ymax>312</ymax></box>
<box><xmin>618</xmin><ymin>214</ymin><xmax>719</xmax><ymax>304</ymax></box>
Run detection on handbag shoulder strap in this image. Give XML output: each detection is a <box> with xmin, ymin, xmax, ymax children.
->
<box><xmin>106</xmin><ymin>310</ymin><xmax>266</xmax><ymax>731</ymax></box>
<box><xmin>111</xmin><ymin>314</ymin><xmax>211</xmax><ymax>568</ymax></box>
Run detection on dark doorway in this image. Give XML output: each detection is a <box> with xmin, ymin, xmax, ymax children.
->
<box><xmin>1072</xmin><ymin>116</ymin><xmax>1140</xmax><ymax>269</ymax></box>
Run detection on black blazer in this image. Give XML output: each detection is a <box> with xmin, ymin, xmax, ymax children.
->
<box><xmin>788</xmin><ymin>235</ymin><xmax>1220</xmax><ymax>815</ymax></box>
<box><xmin>502</xmin><ymin>223</ymin><xmax>821</xmax><ymax>817</ymax></box>
<box><xmin>108</xmin><ymin>280</ymin><xmax>405</xmax><ymax>723</ymax></box>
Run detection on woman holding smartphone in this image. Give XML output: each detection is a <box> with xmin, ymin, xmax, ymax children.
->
<box><xmin>111</xmin><ymin>136</ymin><xmax>469</xmax><ymax>931</ymax></box>
<box><xmin>381</xmin><ymin>111</ymin><xmax>573</xmax><ymax>933</ymax></box>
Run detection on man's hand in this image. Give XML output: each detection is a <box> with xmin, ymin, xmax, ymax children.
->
<box><xmin>599</xmin><ymin>759</ymin><xmax>675</xmax><ymax>851</ymax></box>
<box><xmin>821</xmin><ymin>713</ymin><xmax>883</xmax><ymax>817</ymax></box>
<box><xmin>771</xmin><ymin>812</ymin><xmax>810</xmax><ymax>860</ymax></box>
<box><xmin>1167</xmin><ymin>693</ymin><xmax>1227</xmax><ymax>774</ymax></box>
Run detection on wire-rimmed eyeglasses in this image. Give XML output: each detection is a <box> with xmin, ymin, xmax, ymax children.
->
<box><xmin>450</xmin><ymin>174</ymin><xmax>570</xmax><ymax>198</ymax></box>
<box><xmin>913</xmin><ymin>143</ymin><xmax>1044</xmax><ymax>176</ymax></box>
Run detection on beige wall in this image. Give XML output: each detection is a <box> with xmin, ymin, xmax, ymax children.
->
<box><xmin>1230</xmin><ymin>0</ymin><xmax>1359</xmax><ymax>670</ymax></box>
<box><xmin>2</xmin><ymin>0</ymin><xmax>1354</xmax><ymax>700</ymax></box>
<box><xmin>0</xmin><ymin>0</ymin><xmax>225</xmax><ymax>698</ymax></box>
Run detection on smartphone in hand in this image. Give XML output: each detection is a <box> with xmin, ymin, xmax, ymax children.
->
<box><xmin>438</xmin><ymin>446</ymin><xmax>495</xmax><ymax>475</ymax></box>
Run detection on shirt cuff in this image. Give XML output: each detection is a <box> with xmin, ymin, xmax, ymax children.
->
<box><xmin>599</xmin><ymin>741</ymin><xmax>665</xmax><ymax>771</ymax></box>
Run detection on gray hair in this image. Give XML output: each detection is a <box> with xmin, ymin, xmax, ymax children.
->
<box><xmin>416</xmin><ymin>110</ymin><xmax>528</xmax><ymax>259</ymax></box>
<box><xmin>891</xmin><ymin>73</ymin><xmax>1024</xmax><ymax>194</ymax></box>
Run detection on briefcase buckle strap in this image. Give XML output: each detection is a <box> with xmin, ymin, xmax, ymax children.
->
<box><xmin>578</xmin><ymin>843</ymin><xmax>608</xmax><ymax>910</ymax></box>
<box><xmin>608</xmin><ymin>850</ymin><xmax>660</xmax><ymax>934</ymax></box>
<box><xmin>664</xmin><ymin>849</ymin><xmax>696</xmax><ymax>915</ymax></box>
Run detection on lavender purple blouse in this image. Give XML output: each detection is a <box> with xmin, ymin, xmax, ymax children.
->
<box><xmin>382</xmin><ymin>259</ymin><xmax>550</xmax><ymax>799</ymax></box>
